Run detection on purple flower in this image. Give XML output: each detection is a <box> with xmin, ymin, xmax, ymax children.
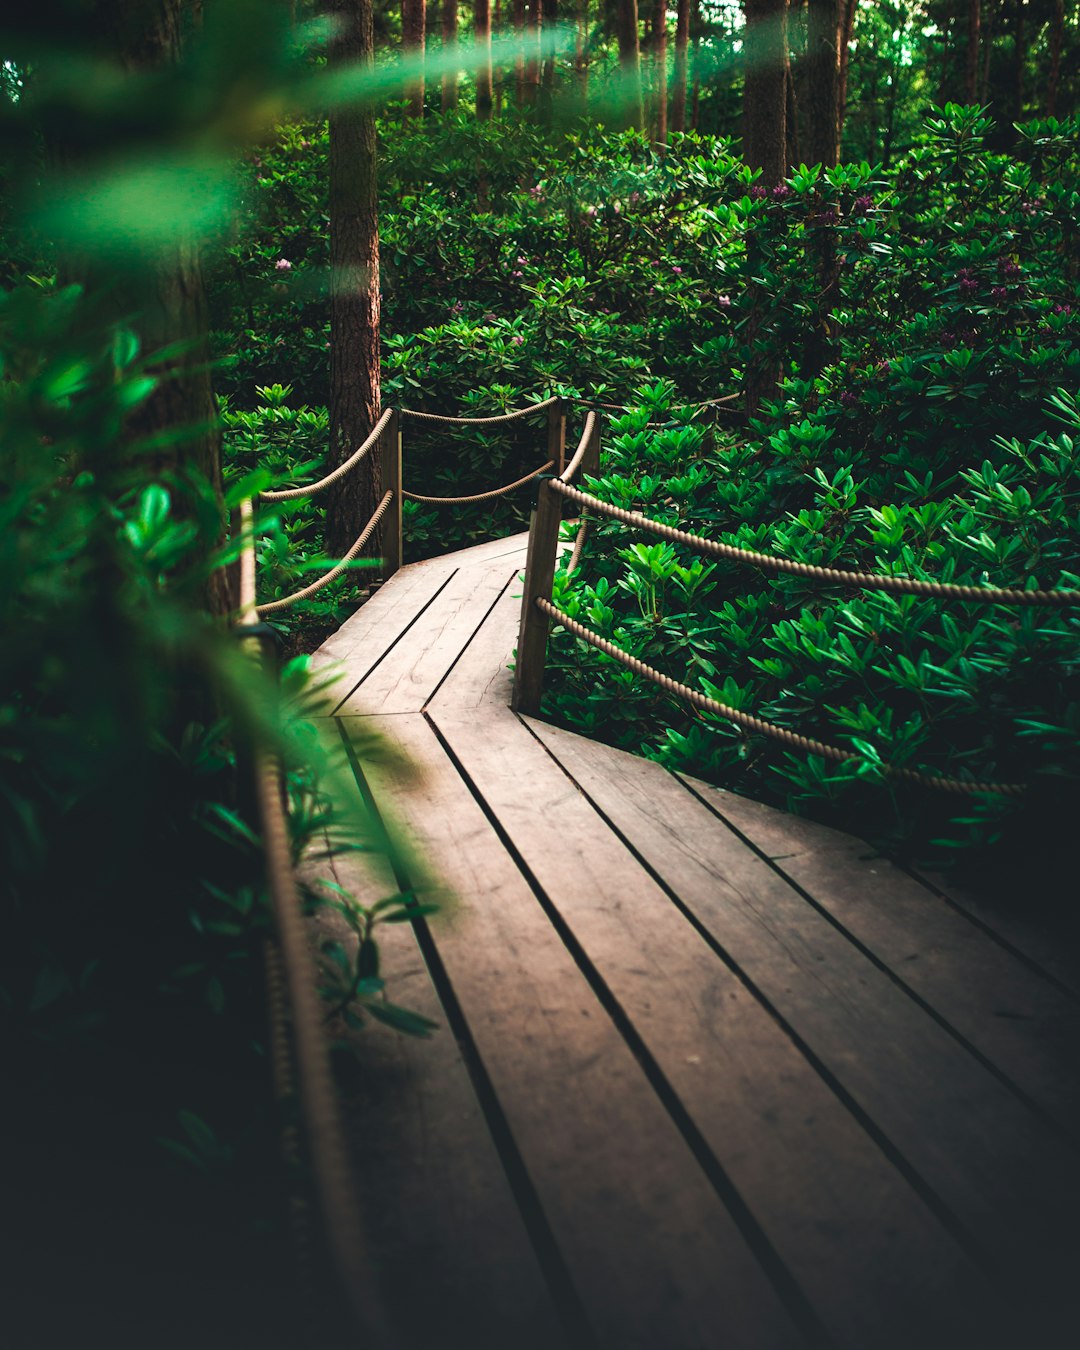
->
<box><xmin>672</xmin><ymin>265</ymin><xmax>683</xmax><ymax>274</ymax></box>
<box><xmin>717</xmin><ymin>294</ymin><xmax>732</xmax><ymax>308</ymax></box>
<box><xmin>275</xmin><ymin>258</ymin><xmax>292</xmax><ymax>272</ymax></box>
<box><xmin>510</xmin><ymin>335</ymin><xmax>523</xmax><ymax>346</ymax></box>
<box><xmin>451</xmin><ymin>301</ymin><xmax>464</xmax><ymax>315</ymax></box>
<box><xmin>300</xmin><ymin>139</ymin><xmax>312</xmax><ymax>151</ymax></box>
<box><xmin>959</xmin><ymin>277</ymin><xmax>978</xmax><ymax>296</ymax></box>
<box><xmin>516</xmin><ymin>255</ymin><xmax>528</xmax><ymax>265</ymax></box>
<box><xmin>749</xmin><ymin>184</ymin><xmax>769</xmax><ymax>201</ymax></box>
<box><xmin>512</xmin><ymin>270</ymin><xmax>523</xmax><ymax>279</ymax></box>
<box><xmin>853</xmin><ymin>194</ymin><xmax>873</xmax><ymax>214</ymax></box>
<box><xmin>1053</xmin><ymin>303</ymin><xmax>1073</xmax><ymax>316</ymax></box>
<box><xmin>1002</xmin><ymin>259</ymin><xmax>1022</xmax><ymax>279</ymax></box>
<box><xmin>840</xmin><ymin>390</ymin><xmax>859</xmax><ymax>408</ymax></box>
<box><xmin>991</xmin><ymin>285</ymin><xmax>1008</xmax><ymax>302</ymax></box>
<box><xmin>771</xmin><ymin>183</ymin><xmax>791</xmax><ymax>200</ymax></box>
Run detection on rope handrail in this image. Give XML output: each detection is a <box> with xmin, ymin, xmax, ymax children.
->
<box><xmin>257</xmin><ymin>490</ymin><xmax>394</xmax><ymax>615</ymax></box>
<box><xmin>567</xmin><ymin>392</ymin><xmax>740</xmax><ymax>415</ymax></box>
<box><xmin>537</xmin><ymin>597</ymin><xmax>1024</xmax><ymax>798</ymax></box>
<box><xmin>403</xmin><ymin>461</ymin><xmax>554</xmax><ymax>505</ymax></box>
<box><xmin>262</xmin><ymin>408</ymin><xmax>394</xmax><ymax>503</ymax></box>
<box><xmin>235</xmin><ymin>498</ymin><xmax>384</xmax><ymax>1335</ymax></box>
<box><xmin>560</xmin><ymin>410</ymin><xmax>598</xmax><ymax>484</ymax></box>
<box><xmin>400</xmin><ymin>396</ymin><xmax>560</xmax><ymax>426</ymax></box>
<box><xmin>548</xmin><ymin>480</ymin><xmax>1080</xmax><ymax>606</ymax></box>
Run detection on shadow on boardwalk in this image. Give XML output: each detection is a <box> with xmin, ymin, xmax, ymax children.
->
<box><xmin>313</xmin><ymin>532</ymin><xmax>1080</xmax><ymax>1350</ymax></box>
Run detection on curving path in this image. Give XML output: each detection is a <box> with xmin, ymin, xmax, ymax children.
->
<box><xmin>311</xmin><ymin>532</ymin><xmax>1080</xmax><ymax>1350</ymax></box>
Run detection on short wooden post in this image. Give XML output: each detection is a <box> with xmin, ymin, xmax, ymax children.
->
<box><xmin>381</xmin><ymin>408</ymin><xmax>403</xmax><ymax>579</ymax></box>
<box><xmin>547</xmin><ymin>396</ymin><xmax>567</xmax><ymax>476</ymax></box>
<box><xmin>512</xmin><ymin>477</ymin><xmax>562</xmax><ymax>715</ymax></box>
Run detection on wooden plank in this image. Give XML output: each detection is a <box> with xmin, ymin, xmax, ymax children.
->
<box><xmin>674</xmin><ymin>772</ymin><xmax>1080</xmax><ymax>1139</ymax></box>
<box><xmin>346</xmin><ymin>712</ymin><xmax>807</xmax><ymax>1350</ymax></box>
<box><xmin>426</xmin><ymin>570</ymin><xmax>521</xmax><ymax>711</ymax></box>
<box><xmin>337</xmin><ymin>560</ymin><xmax>521</xmax><ymax>716</ymax></box>
<box><xmin>436</xmin><ymin>707</ymin><xmax>1025</xmax><ymax>1349</ymax></box>
<box><xmin>912</xmin><ymin>866</ymin><xmax>1080</xmax><ymax>1001</ymax></box>
<box><xmin>314</xmin><ymin>834</ymin><xmax>566</xmax><ymax>1350</ymax></box>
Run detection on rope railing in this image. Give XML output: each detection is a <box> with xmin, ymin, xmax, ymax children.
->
<box><xmin>536</xmin><ymin>598</ymin><xmax>1024</xmax><ymax>798</ymax></box>
<box><xmin>559</xmin><ymin>411</ymin><xmax>599</xmax><ymax>484</ymax></box>
<box><xmin>235</xmin><ymin>499</ymin><xmax>385</xmax><ymax>1337</ymax></box>
<box><xmin>257</xmin><ymin>490</ymin><xmax>395</xmax><ymax>616</ymax></box>
<box><xmin>400</xmin><ymin>396</ymin><xmax>560</xmax><ymax>426</ymax></box>
<box><xmin>548</xmin><ymin>479</ymin><xmax>1080</xmax><ymax>606</ymax></box>
<box><xmin>402</xmin><ymin>460</ymin><xmax>554</xmax><ymax>505</ymax></box>
<box><xmin>262</xmin><ymin>409</ymin><xmax>394</xmax><ymax>502</ymax></box>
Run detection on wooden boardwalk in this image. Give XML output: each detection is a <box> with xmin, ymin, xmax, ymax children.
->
<box><xmin>312</xmin><ymin>533</ymin><xmax>1080</xmax><ymax>1350</ymax></box>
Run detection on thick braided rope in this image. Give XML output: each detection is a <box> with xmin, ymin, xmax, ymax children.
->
<box><xmin>566</xmin><ymin>519</ymin><xmax>589</xmax><ymax>576</ymax></box>
<box><xmin>400</xmin><ymin>396</ymin><xmax>560</xmax><ymax>426</ymax></box>
<box><xmin>538</xmin><ymin>599</ymin><xmax>1024</xmax><ymax>797</ymax></box>
<box><xmin>403</xmin><ymin>461</ymin><xmax>554</xmax><ymax>505</ymax></box>
<box><xmin>567</xmin><ymin>392</ymin><xmax>739</xmax><ymax>413</ymax></box>
<box><xmin>262</xmin><ymin>409</ymin><xmax>393</xmax><ymax>502</ymax></box>
<box><xmin>560</xmin><ymin>410</ymin><xmax>598</xmax><ymax>483</ymax></box>
<box><xmin>257</xmin><ymin>490</ymin><xmax>394</xmax><ymax>615</ymax></box>
<box><xmin>548</xmin><ymin>480</ymin><xmax>1080</xmax><ymax>606</ymax></box>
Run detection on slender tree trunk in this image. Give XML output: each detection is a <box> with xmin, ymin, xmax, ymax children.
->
<box><xmin>671</xmin><ymin>0</ymin><xmax>691</xmax><ymax>132</ymax></box>
<box><xmin>575</xmin><ymin>0</ymin><xmax>591</xmax><ymax>117</ymax></box>
<box><xmin>801</xmin><ymin>0</ymin><xmax>840</xmax><ymax>167</ymax></box>
<box><xmin>541</xmin><ymin>0</ymin><xmax>558</xmax><ymax>122</ymax></box>
<box><xmin>691</xmin><ymin>0</ymin><xmax>701</xmax><ymax>128</ymax></box>
<box><xmin>743</xmin><ymin>0</ymin><xmax>788</xmax><ymax>185</ymax></box>
<box><xmin>514</xmin><ymin>0</ymin><xmax>526</xmax><ymax>104</ymax></box>
<box><xmin>615</xmin><ymin>0</ymin><xmax>645</xmax><ymax>129</ymax></box>
<box><xmin>650</xmin><ymin>0</ymin><xmax>668</xmax><ymax>144</ymax></box>
<box><xmin>524</xmin><ymin>0</ymin><xmax>541</xmax><ymax>108</ymax></box>
<box><xmin>442</xmin><ymin>0</ymin><xmax>459</xmax><ymax>111</ymax></box>
<box><xmin>1047</xmin><ymin>0</ymin><xmax>1064</xmax><ymax>116</ymax></box>
<box><xmin>785</xmin><ymin>55</ymin><xmax>799</xmax><ymax>167</ymax></box>
<box><xmin>836</xmin><ymin>0</ymin><xmax>855</xmax><ymax>145</ymax></box>
<box><xmin>476</xmin><ymin>0</ymin><xmax>494</xmax><ymax>118</ymax></box>
<box><xmin>978</xmin><ymin>0</ymin><xmax>995</xmax><ymax>102</ymax></box>
<box><xmin>402</xmin><ymin>0</ymin><xmax>426</xmax><ymax>120</ymax></box>
<box><xmin>1014</xmin><ymin>0</ymin><xmax>1027</xmax><ymax>122</ymax></box>
<box><xmin>965</xmin><ymin>0</ymin><xmax>980</xmax><ymax>103</ymax></box>
<box><xmin>327</xmin><ymin>0</ymin><xmax>382</xmax><ymax>558</ymax></box>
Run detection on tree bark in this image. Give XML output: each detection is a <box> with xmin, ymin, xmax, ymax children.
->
<box><xmin>690</xmin><ymin>0</ymin><xmax>701</xmax><ymax>128</ymax></box>
<box><xmin>615</xmin><ymin>0</ymin><xmax>645</xmax><ymax>129</ymax></box>
<box><xmin>650</xmin><ymin>0</ymin><xmax>668</xmax><ymax>145</ymax></box>
<box><xmin>514</xmin><ymin>0</ymin><xmax>526</xmax><ymax>105</ymax></box>
<box><xmin>801</xmin><ymin>0</ymin><xmax>840</xmax><ymax>167</ymax></box>
<box><xmin>965</xmin><ymin>0</ymin><xmax>980</xmax><ymax>103</ymax></box>
<box><xmin>475</xmin><ymin>0</ymin><xmax>493</xmax><ymax>118</ymax></box>
<box><xmin>402</xmin><ymin>0</ymin><xmax>426</xmax><ymax>120</ymax></box>
<box><xmin>540</xmin><ymin>0</ymin><xmax>558</xmax><ymax>121</ymax></box>
<box><xmin>836</xmin><ymin>0</ymin><xmax>855</xmax><ymax>144</ymax></box>
<box><xmin>743</xmin><ymin>0</ymin><xmax>788</xmax><ymax>186</ymax></box>
<box><xmin>671</xmin><ymin>0</ymin><xmax>691</xmax><ymax>132</ymax></box>
<box><xmin>442</xmin><ymin>0</ymin><xmax>458</xmax><ymax>111</ymax></box>
<box><xmin>524</xmin><ymin>0</ymin><xmax>541</xmax><ymax>108</ymax></box>
<box><xmin>575</xmin><ymin>0</ymin><xmax>591</xmax><ymax>117</ymax></box>
<box><xmin>327</xmin><ymin>0</ymin><xmax>382</xmax><ymax>559</ymax></box>
<box><xmin>1014</xmin><ymin>0</ymin><xmax>1027</xmax><ymax>122</ymax></box>
<box><xmin>1046</xmin><ymin>0</ymin><xmax>1064</xmax><ymax>117</ymax></box>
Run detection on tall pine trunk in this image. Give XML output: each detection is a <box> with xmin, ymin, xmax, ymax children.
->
<box><xmin>575</xmin><ymin>0</ymin><xmax>591</xmax><ymax>117</ymax></box>
<box><xmin>402</xmin><ymin>0</ymin><xmax>426</xmax><ymax>120</ymax></box>
<box><xmin>476</xmin><ymin>0</ymin><xmax>493</xmax><ymax>118</ymax></box>
<box><xmin>327</xmin><ymin>0</ymin><xmax>382</xmax><ymax>559</ymax></box>
<box><xmin>743</xmin><ymin>0</ymin><xmax>788</xmax><ymax>186</ymax></box>
<box><xmin>615</xmin><ymin>0</ymin><xmax>645</xmax><ymax>129</ymax></box>
<box><xmin>442</xmin><ymin>0</ymin><xmax>459</xmax><ymax>111</ymax></box>
<box><xmin>1047</xmin><ymin>0</ymin><xmax>1064</xmax><ymax>116</ymax></box>
<box><xmin>836</xmin><ymin>0</ymin><xmax>855</xmax><ymax>146</ymax></box>
<box><xmin>671</xmin><ymin>0</ymin><xmax>691</xmax><ymax>132</ymax></box>
<box><xmin>965</xmin><ymin>0</ymin><xmax>980</xmax><ymax>103</ymax></box>
<box><xmin>801</xmin><ymin>0</ymin><xmax>840</xmax><ymax>167</ymax></box>
<box><xmin>650</xmin><ymin>0</ymin><xmax>668</xmax><ymax>145</ymax></box>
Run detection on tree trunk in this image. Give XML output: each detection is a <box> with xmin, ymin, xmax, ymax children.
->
<box><xmin>524</xmin><ymin>0</ymin><xmax>541</xmax><ymax>108</ymax></box>
<box><xmin>801</xmin><ymin>0</ymin><xmax>840</xmax><ymax>167</ymax></box>
<box><xmin>514</xmin><ymin>0</ymin><xmax>526</xmax><ymax>105</ymax></box>
<box><xmin>743</xmin><ymin>0</ymin><xmax>788</xmax><ymax>186</ymax></box>
<box><xmin>836</xmin><ymin>0</ymin><xmax>855</xmax><ymax>145</ymax></box>
<box><xmin>541</xmin><ymin>0</ymin><xmax>558</xmax><ymax>121</ymax></box>
<box><xmin>442</xmin><ymin>0</ymin><xmax>458</xmax><ymax>111</ymax></box>
<box><xmin>691</xmin><ymin>0</ymin><xmax>701</xmax><ymax>128</ymax></box>
<box><xmin>327</xmin><ymin>0</ymin><xmax>382</xmax><ymax>559</ymax></box>
<box><xmin>785</xmin><ymin>54</ymin><xmax>799</xmax><ymax>167</ymax></box>
<box><xmin>965</xmin><ymin>0</ymin><xmax>980</xmax><ymax>103</ymax></box>
<box><xmin>615</xmin><ymin>0</ymin><xmax>645</xmax><ymax>129</ymax></box>
<box><xmin>402</xmin><ymin>0</ymin><xmax>426</xmax><ymax>120</ymax></box>
<box><xmin>1014</xmin><ymin>0</ymin><xmax>1027</xmax><ymax>122</ymax></box>
<box><xmin>575</xmin><ymin>0</ymin><xmax>591</xmax><ymax>117</ymax></box>
<box><xmin>1047</xmin><ymin>0</ymin><xmax>1064</xmax><ymax>116</ymax></box>
<box><xmin>671</xmin><ymin>0</ymin><xmax>691</xmax><ymax>132</ymax></box>
<box><xmin>650</xmin><ymin>0</ymin><xmax>668</xmax><ymax>145</ymax></box>
<box><xmin>476</xmin><ymin>0</ymin><xmax>493</xmax><ymax>118</ymax></box>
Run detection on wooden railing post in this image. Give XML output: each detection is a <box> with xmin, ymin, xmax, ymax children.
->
<box><xmin>547</xmin><ymin>396</ymin><xmax>567</xmax><ymax>476</ymax></box>
<box><xmin>381</xmin><ymin>408</ymin><xmax>402</xmax><ymax>578</ymax></box>
<box><xmin>512</xmin><ymin>477</ymin><xmax>562</xmax><ymax>715</ymax></box>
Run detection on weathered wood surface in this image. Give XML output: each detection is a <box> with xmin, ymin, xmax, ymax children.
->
<box><xmin>312</xmin><ymin>535</ymin><xmax>1080</xmax><ymax>1349</ymax></box>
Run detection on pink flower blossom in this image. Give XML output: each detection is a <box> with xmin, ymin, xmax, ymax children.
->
<box><xmin>671</xmin><ymin>266</ymin><xmax>683</xmax><ymax>274</ymax></box>
<box><xmin>275</xmin><ymin>258</ymin><xmax>292</xmax><ymax>272</ymax></box>
<box><xmin>510</xmin><ymin>335</ymin><xmax>524</xmax><ymax>346</ymax></box>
